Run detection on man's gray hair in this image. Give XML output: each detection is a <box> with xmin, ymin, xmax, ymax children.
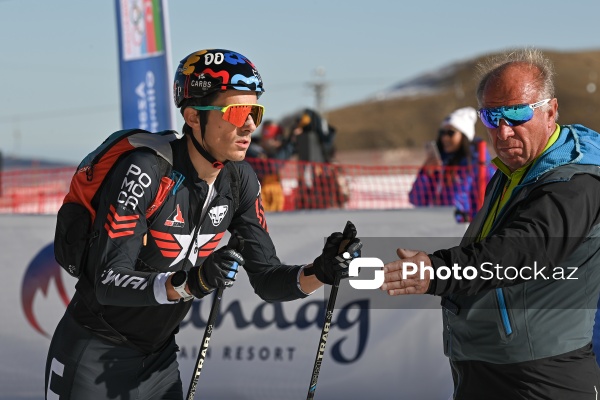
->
<box><xmin>476</xmin><ymin>48</ymin><xmax>556</xmax><ymax>106</ymax></box>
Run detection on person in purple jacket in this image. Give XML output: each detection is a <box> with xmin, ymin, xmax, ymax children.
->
<box><xmin>409</xmin><ymin>106</ymin><xmax>495</xmax><ymax>222</ymax></box>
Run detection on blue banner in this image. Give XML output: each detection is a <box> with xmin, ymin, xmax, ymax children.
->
<box><xmin>115</xmin><ymin>0</ymin><xmax>175</xmax><ymax>132</ymax></box>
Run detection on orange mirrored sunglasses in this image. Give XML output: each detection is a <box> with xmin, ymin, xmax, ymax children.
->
<box><xmin>191</xmin><ymin>104</ymin><xmax>265</xmax><ymax>128</ymax></box>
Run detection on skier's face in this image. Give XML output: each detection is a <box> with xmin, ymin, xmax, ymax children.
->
<box><xmin>202</xmin><ymin>90</ymin><xmax>259</xmax><ymax>162</ymax></box>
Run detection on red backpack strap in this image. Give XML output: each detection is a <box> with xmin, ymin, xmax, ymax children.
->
<box><xmin>146</xmin><ymin>175</ymin><xmax>175</xmax><ymax>219</ymax></box>
<box><xmin>145</xmin><ymin>159</ymin><xmax>185</xmax><ymax>220</ymax></box>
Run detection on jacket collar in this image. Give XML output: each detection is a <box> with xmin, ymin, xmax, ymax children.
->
<box><xmin>171</xmin><ymin>139</ymin><xmax>233</xmax><ymax>198</ymax></box>
<box><xmin>501</xmin><ymin>124</ymin><xmax>600</xmax><ymax>186</ymax></box>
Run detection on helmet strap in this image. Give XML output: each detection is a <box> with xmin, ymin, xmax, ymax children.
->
<box><xmin>189</xmin><ymin>130</ymin><xmax>226</xmax><ymax>169</ymax></box>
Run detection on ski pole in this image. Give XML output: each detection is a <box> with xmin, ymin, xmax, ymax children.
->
<box><xmin>306</xmin><ymin>242</ymin><xmax>361</xmax><ymax>399</ymax></box>
<box><xmin>306</xmin><ymin>272</ymin><xmax>341</xmax><ymax>400</ymax></box>
<box><xmin>186</xmin><ymin>285</ymin><xmax>225</xmax><ymax>400</ymax></box>
<box><xmin>186</xmin><ymin>234</ymin><xmax>244</xmax><ymax>400</ymax></box>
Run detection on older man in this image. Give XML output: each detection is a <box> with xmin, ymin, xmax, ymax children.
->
<box><xmin>382</xmin><ymin>49</ymin><xmax>600</xmax><ymax>399</ymax></box>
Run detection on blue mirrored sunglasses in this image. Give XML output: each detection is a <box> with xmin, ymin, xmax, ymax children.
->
<box><xmin>478</xmin><ymin>99</ymin><xmax>551</xmax><ymax>129</ymax></box>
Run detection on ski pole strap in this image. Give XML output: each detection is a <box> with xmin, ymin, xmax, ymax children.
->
<box><xmin>303</xmin><ymin>264</ymin><xmax>315</xmax><ymax>276</ymax></box>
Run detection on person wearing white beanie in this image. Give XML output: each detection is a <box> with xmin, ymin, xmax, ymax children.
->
<box><xmin>441</xmin><ymin>106</ymin><xmax>477</xmax><ymax>142</ymax></box>
<box><xmin>435</xmin><ymin>106</ymin><xmax>478</xmax><ymax>163</ymax></box>
<box><xmin>409</xmin><ymin>106</ymin><xmax>495</xmax><ymax>223</ymax></box>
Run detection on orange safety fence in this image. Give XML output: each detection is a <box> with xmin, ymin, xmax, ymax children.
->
<box><xmin>0</xmin><ymin>157</ymin><xmax>493</xmax><ymax>215</ymax></box>
<box><xmin>0</xmin><ymin>167</ymin><xmax>73</xmax><ymax>214</ymax></box>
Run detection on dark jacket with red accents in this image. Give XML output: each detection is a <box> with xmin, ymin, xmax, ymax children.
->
<box><xmin>70</xmin><ymin>138</ymin><xmax>307</xmax><ymax>353</ymax></box>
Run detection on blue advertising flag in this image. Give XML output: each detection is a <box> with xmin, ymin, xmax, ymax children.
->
<box><xmin>115</xmin><ymin>0</ymin><xmax>176</xmax><ymax>131</ymax></box>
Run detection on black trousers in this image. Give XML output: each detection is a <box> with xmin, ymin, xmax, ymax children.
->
<box><xmin>451</xmin><ymin>344</ymin><xmax>600</xmax><ymax>400</ymax></box>
<box><xmin>45</xmin><ymin>311</ymin><xmax>182</xmax><ymax>400</ymax></box>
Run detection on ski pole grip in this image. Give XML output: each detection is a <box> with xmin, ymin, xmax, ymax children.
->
<box><xmin>343</xmin><ymin>241</ymin><xmax>363</xmax><ymax>261</ymax></box>
<box><xmin>222</xmin><ymin>260</ymin><xmax>240</xmax><ymax>287</ymax></box>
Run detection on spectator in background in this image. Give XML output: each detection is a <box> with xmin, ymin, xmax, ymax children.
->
<box><xmin>294</xmin><ymin>108</ymin><xmax>336</xmax><ymax>163</ymax></box>
<box><xmin>255</xmin><ymin>120</ymin><xmax>294</xmax><ymax>211</ymax></box>
<box><xmin>245</xmin><ymin>120</ymin><xmax>299</xmax><ymax>211</ymax></box>
<box><xmin>245</xmin><ymin>127</ymin><xmax>268</xmax><ymax>159</ymax></box>
<box><xmin>246</xmin><ymin>120</ymin><xmax>298</xmax><ymax>161</ymax></box>
<box><xmin>291</xmin><ymin>109</ymin><xmax>348</xmax><ymax>209</ymax></box>
<box><xmin>261</xmin><ymin>120</ymin><xmax>298</xmax><ymax>160</ymax></box>
<box><xmin>409</xmin><ymin>106</ymin><xmax>495</xmax><ymax>223</ymax></box>
<box><xmin>247</xmin><ymin>111</ymin><xmax>347</xmax><ymax>211</ymax></box>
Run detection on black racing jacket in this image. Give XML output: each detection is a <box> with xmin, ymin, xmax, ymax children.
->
<box><xmin>70</xmin><ymin>138</ymin><xmax>307</xmax><ymax>353</ymax></box>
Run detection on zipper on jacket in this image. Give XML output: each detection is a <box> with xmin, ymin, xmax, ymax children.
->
<box><xmin>495</xmin><ymin>288</ymin><xmax>513</xmax><ymax>336</ymax></box>
<box><xmin>190</xmin><ymin>192</ymin><xmax>229</xmax><ymax>255</ymax></box>
<box><xmin>444</xmin><ymin>308</ymin><xmax>452</xmax><ymax>356</ymax></box>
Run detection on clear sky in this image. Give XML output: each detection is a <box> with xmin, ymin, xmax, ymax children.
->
<box><xmin>1</xmin><ymin>0</ymin><xmax>599</xmax><ymax>163</ymax></box>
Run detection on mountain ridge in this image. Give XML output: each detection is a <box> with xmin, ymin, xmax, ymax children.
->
<box><xmin>326</xmin><ymin>48</ymin><xmax>600</xmax><ymax>152</ymax></box>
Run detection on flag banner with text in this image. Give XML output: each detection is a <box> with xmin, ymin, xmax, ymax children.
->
<box><xmin>115</xmin><ymin>0</ymin><xmax>175</xmax><ymax>132</ymax></box>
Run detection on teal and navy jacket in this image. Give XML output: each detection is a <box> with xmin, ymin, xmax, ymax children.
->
<box><xmin>426</xmin><ymin>124</ymin><xmax>600</xmax><ymax>363</ymax></box>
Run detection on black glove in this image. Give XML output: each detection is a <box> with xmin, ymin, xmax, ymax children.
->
<box><xmin>188</xmin><ymin>246</ymin><xmax>244</xmax><ymax>297</ymax></box>
<box><xmin>308</xmin><ymin>221</ymin><xmax>362</xmax><ymax>285</ymax></box>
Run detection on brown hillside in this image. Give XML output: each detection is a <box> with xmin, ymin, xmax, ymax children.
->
<box><xmin>326</xmin><ymin>49</ymin><xmax>600</xmax><ymax>153</ymax></box>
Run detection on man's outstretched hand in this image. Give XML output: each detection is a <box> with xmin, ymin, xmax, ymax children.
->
<box><xmin>381</xmin><ymin>248</ymin><xmax>432</xmax><ymax>295</ymax></box>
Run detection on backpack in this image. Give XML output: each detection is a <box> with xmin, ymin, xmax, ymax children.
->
<box><xmin>297</xmin><ymin>108</ymin><xmax>337</xmax><ymax>162</ymax></box>
<box><xmin>54</xmin><ymin>129</ymin><xmax>241</xmax><ymax>278</ymax></box>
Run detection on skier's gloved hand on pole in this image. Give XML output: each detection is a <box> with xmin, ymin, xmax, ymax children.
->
<box><xmin>188</xmin><ymin>246</ymin><xmax>244</xmax><ymax>297</ymax></box>
<box><xmin>308</xmin><ymin>221</ymin><xmax>362</xmax><ymax>285</ymax></box>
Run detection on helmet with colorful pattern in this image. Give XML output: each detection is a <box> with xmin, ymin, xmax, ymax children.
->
<box><xmin>173</xmin><ymin>49</ymin><xmax>265</xmax><ymax>108</ymax></box>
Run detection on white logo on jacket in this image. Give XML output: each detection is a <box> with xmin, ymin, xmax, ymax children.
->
<box><xmin>209</xmin><ymin>205</ymin><xmax>228</xmax><ymax>226</ymax></box>
<box><xmin>118</xmin><ymin>163</ymin><xmax>152</xmax><ymax>210</ymax></box>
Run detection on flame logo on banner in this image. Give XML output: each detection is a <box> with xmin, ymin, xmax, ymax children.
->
<box><xmin>21</xmin><ymin>243</ymin><xmax>70</xmax><ymax>338</ymax></box>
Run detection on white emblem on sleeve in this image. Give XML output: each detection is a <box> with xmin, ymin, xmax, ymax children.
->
<box><xmin>208</xmin><ymin>205</ymin><xmax>228</xmax><ymax>226</ymax></box>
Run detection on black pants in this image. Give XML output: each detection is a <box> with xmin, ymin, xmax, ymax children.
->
<box><xmin>45</xmin><ymin>311</ymin><xmax>182</xmax><ymax>400</ymax></box>
<box><xmin>451</xmin><ymin>344</ymin><xmax>600</xmax><ymax>400</ymax></box>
